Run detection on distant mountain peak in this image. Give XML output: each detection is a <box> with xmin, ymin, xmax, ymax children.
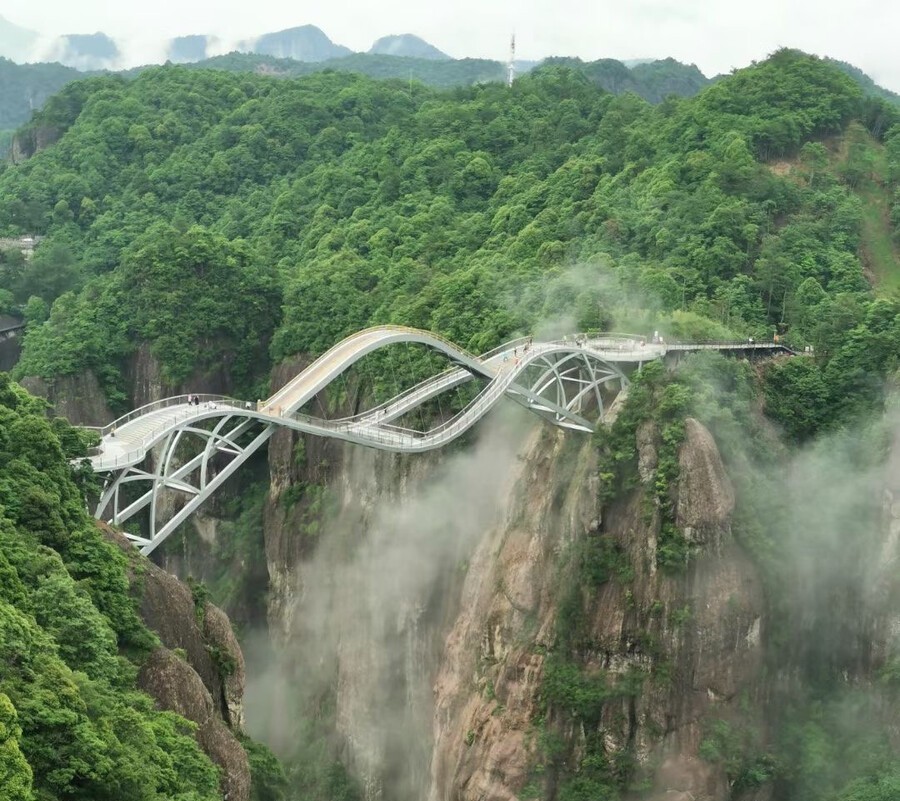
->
<box><xmin>245</xmin><ymin>24</ymin><xmax>351</xmax><ymax>62</ymax></box>
<box><xmin>369</xmin><ymin>34</ymin><xmax>449</xmax><ymax>61</ymax></box>
<box><xmin>169</xmin><ymin>34</ymin><xmax>215</xmax><ymax>64</ymax></box>
<box><xmin>51</xmin><ymin>32</ymin><xmax>119</xmax><ymax>70</ymax></box>
<box><xmin>0</xmin><ymin>14</ymin><xmax>38</xmax><ymax>62</ymax></box>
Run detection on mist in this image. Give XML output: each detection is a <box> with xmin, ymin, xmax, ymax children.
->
<box><xmin>244</xmin><ymin>404</ymin><xmax>533</xmax><ymax>799</ymax></box>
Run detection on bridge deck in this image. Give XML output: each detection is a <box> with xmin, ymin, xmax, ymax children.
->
<box><xmin>87</xmin><ymin>330</ymin><xmax>792</xmax><ymax>471</ymax></box>
<box><xmin>85</xmin><ymin>328</ymin><xmax>797</xmax><ymax>553</ymax></box>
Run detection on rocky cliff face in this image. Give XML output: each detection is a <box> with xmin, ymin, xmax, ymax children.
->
<box><xmin>426</xmin><ymin>417</ymin><xmax>762</xmax><ymax>801</ymax></box>
<box><xmin>20</xmin><ymin>371</ymin><xmax>113</xmax><ymax>426</ymax></box>
<box><xmin>10</xmin><ymin>125</ymin><xmax>61</xmax><ymax>163</ymax></box>
<box><xmin>22</xmin><ymin>339</ymin><xmax>238</xmax><ymax>427</ymax></box>
<box><xmin>0</xmin><ymin>334</ymin><xmax>21</xmax><ymax>372</ymax></box>
<box><xmin>104</xmin><ymin>525</ymin><xmax>251</xmax><ymax>801</ymax></box>
<box><xmin>259</xmin><ymin>409</ymin><xmax>764</xmax><ymax>801</ymax></box>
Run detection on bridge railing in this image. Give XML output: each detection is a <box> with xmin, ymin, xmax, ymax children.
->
<box><xmin>86</xmin><ymin>394</ymin><xmax>242</xmax><ymax>437</ymax></box>
<box><xmin>87</xmin><ymin>396</ymin><xmax>255</xmax><ymax>470</ymax></box>
<box><xmin>312</xmin><ymin>333</ymin><xmax>526</xmax><ymax>426</ymax></box>
<box><xmin>87</xmin><ymin>330</ymin><xmax>803</xmax><ymax>466</ymax></box>
<box><xmin>664</xmin><ymin>339</ymin><xmax>797</xmax><ymax>351</ymax></box>
<box><xmin>263</xmin><ymin>324</ymin><xmax>487</xmax><ymax>412</ymax></box>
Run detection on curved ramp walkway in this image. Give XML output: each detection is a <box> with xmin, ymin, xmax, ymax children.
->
<box><xmin>86</xmin><ymin>326</ymin><xmax>791</xmax><ymax>553</ymax></box>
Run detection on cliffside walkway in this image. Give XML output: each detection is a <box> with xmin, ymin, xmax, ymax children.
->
<box><xmin>0</xmin><ymin>315</ymin><xmax>25</xmax><ymax>341</ymax></box>
<box><xmin>85</xmin><ymin>326</ymin><xmax>792</xmax><ymax>553</ymax></box>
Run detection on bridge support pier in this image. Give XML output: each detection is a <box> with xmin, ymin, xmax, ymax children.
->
<box><xmin>95</xmin><ymin>418</ymin><xmax>275</xmax><ymax>555</ymax></box>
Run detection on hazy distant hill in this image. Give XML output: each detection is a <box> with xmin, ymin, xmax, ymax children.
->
<box><xmin>244</xmin><ymin>25</ymin><xmax>351</xmax><ymax>62</ymax></box>
<box><xmin>169</xmin><ymin>35</ymin><xmax>215</xmax><ymax>64</ymax></box>
<box><xmin>827</xmin><ymin>57</ymin><xmax>900</xmax><ymax>104</ymax></box>
<box><xmin>0</xmin><ymin>14</ymin><xmax>37</xmax><ymax>62</ymax></box>
<box><xmin>541</xmin><ymin>56</ymin><xmax>711</xmax><ymax>102</ymax></box>
<box><xmin>193</xmin><ymin>51</ymin><xmax>505</xmax><ymax>87</ymax></box>
<box><xmin>49</xmin><ymin>32</ymin><xmax>120</xmax><ymax>71</ymax></box>
<box><xmin>2</xmin><ymin>44</ymin><xmax>898</xmax><ymax>162</ymax></box>
<box><xmin>0</xmin><ymin>57</ymin><xmax>89</xmax><ymax>130</ymax></box>
<box><xmin>369</xmin><ymin>34</ymin><xmax>450</xmax><ymax>60</ymax></box>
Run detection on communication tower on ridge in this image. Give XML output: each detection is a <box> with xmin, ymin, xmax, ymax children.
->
<box><xmin>507</xmin><ymin>34</ymin><xmax>516</xmax><ymax>87</ymax></box>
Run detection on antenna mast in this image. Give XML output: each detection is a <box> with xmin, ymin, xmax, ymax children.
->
<box><xmin>507</xmin><ymin>33</ymin><xmax>516</xmax><ymax>87</ymax></box>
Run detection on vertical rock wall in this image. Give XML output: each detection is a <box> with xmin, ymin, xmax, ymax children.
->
<box><xmin>261</xmin><ymin>413</ymin><xmax>765</xmax><ymax>801</ymax></box>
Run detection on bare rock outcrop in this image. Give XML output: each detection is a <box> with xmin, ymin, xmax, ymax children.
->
<box><xmin>429</xmin><ymin>428</ymin><xmax>598</xmax><ymax>800</ymax></box>
<box><xmin>138</xmin><ymin>648</ymin><xmax>251</xmax><ymax>801</ymax></box>
<box><xmin>676</xmin><ymin>417</ymin><xmax>736</xmax><ymax>547</ymax></box>
<box><xmin>101</xmin><ymin>525</ymin><xmax>249</xmax><ymax>797</ymax></box>
<box><xmin>427</xmin><ymin>417</ymin><xmax>762</xmax><ymax>801</ymax></box>
<box><xmin>203</xmin><ymin>603</ymin><xmax>247</xmax><ymax>730</ymax></box>
<box><xmin>10</xmin><ymin>126</ymin><xmax>61</xmax><ymax>163</ymax></box>
<box><xmin>19</xmin><ymin>371</ymin><xmax>113</xmax><ymax>426</ymax></box>
<box><xmin>137</xmin><ymin>548</ymin><xmax>245</xmax><ymax>729</ymax></box>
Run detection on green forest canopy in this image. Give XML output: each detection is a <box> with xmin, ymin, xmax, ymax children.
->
<box><xmin>1</xmin><ymin>46</ymin><xmax>900</xmax><ymax>801</ymax></box>
<box><xmin>0</xmin><ymin>375</ymin><xmax>224</xmax><ymax>801</ymax></box>
<box><xmin>0</xmin><ymin>49</ymin><xmax>898</xmax><ymax>439</ymax></box>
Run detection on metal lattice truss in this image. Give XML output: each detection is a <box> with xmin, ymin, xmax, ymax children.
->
<box><xmin>507</xmin><ymin>348</ymin><xmax>629</xmax><ymax>432</ymax></box>
<box><xmin>90</xmin><ymin>326</ymin><xmax>648</xmax><ymax>554</ymax></box>
<box><xmin>95</xmin><ymin>418</ymin><xmax>275</xmax><ymax>553</ymax></box>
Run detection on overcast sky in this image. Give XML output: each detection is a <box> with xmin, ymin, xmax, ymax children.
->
<box><xmin>3</xmin><ymin>0</ymin><xmax>899</xmax><ymax>93</ymax></box>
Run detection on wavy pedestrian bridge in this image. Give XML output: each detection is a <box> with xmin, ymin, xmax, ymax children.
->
<box><xmin>86</xmin><ymin>326</ymin><xmax>792</xmax><ymax>554</ymax></box>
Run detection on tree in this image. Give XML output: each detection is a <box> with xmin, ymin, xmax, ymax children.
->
<box><xmin>0</xmin><ymin>693</ymin><xmax>33</xmax><ymax>801</ymax></box>
<box><xmin>800</xmin><ymin>141</ymin><xmax>829</xmax><ymax>187</ymax></box>
<box><xmin>763</xmin><ymin>359</ymin><xmax>831</xmax><ymax>440</ymax></box>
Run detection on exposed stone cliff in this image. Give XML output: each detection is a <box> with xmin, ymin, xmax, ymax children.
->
<box><xmin>20</xmin><ymin>371</ymin><xmax>113</xmax><ymax>426</ymax></box>
<box><xmin>103</xmin><ymin>525</ymin><xmax>251</xmax><ymax>801</ymax></box>
<box><xmin>259</xmin><ymin>410</ymin><xmax>764</xmax><ymax>801</ymax></box>
<box><xmin>10</xmin><ymin>125</ymin><xmax>61</xmax><ymax>163</ymax></box>
<box><xmin>21</xmin><ymin>339</ymin><xmax>237</xmax><ymax>426</ymax></box>
<box><xmin>426</xmin><ymin>417</ymin><xmax>762</xmax><ymax>801</ymax></box>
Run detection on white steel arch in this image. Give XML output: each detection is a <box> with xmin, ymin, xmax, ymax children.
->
<box><xmin>86</xmin><ymin>326</ymin><xmax>792</xmax><ymax>553</ymax></box>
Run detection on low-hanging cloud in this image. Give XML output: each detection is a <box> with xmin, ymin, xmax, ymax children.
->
<box><xmin>244</xmin><ymin>403</ymin><xmax>533</xmax><ymax>798</ymax></box>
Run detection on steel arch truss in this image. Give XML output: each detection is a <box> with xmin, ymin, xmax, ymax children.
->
<box><xmin>95</xmin><ymin>415</ymin><xmax>275</xmax><ymax>555</ymax></box>
<box><xmin>508</xmin><ymin>350</ymin><xmax>628</xmax><ymax>432</ymax></box>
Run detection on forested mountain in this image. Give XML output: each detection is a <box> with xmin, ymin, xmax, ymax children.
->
<box><xmin>191</xmin><ymin>50</ymin><xmax>508</xmax><ymax>87</ymax></box>
<box><xmin>1</xmin><ymin>49</ymin><xmax>898</xmax><ymax>437</ymax></box>
<box><xmin>0</xmin><ymin>51</ymin><xmax>713</xmax><ymax>143</ymax></box>
<box><xmin>2</xmin><ymin>48</ymin><xmax>896</xmax><ymax>161</ymax></box>
<box><xmin>828</xmin><ymin>57</ymin><xmax>900</xmax><ymax>104</ymax></box>
<box><xmin>0</xmin><ymin>375</ymin><xmax>285</xmax><ymax>800</ymax></box>
<box><xmin>542</xmin><ymin>55</ymin><xmax>711</xmax><ymax>102</ymax></box>
<box><xmin>2</xmin><ymin>47</ymin><xmax>900</xmax><ymax>800</ymax></box>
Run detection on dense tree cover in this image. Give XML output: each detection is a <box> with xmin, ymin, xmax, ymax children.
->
<box><xmin>0</xmin><ymin>49</ymin><xmax>897</xmax><ymax>435</ymax></box>
<box><xmin>0</xmin><ymin>50</ymin><xmax>719</xmax><ymax>160</ymax></box>
<box><xmin>828</xmin><ymin>58</ymin><xmax>900</xmax><ymax>106</ymax></box>
<box><xmin>191</xmin><ymin>51</ymin><xmax>508</xmax><ymax>88</ymax></box>
<box><xmin>1</xmin><ymin>48</ymin><xmax>900</xmax><ymax>799</ymax></box>
<box><xmin>0</xmin><ymin>374</ymin><xmax>228</xmax><ymax>800</ymax></box>
<box><xmin>542</xmin><ymin>55</ymin><xmax>710</xmax><ymax>102</ymax></box>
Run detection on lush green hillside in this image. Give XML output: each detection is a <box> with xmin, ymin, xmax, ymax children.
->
<box><xmin>828</xmin><ymin>57</ymin><xmax>900</xmax><ymax>105</ymax></box>
<box><xmin>2</xmin><ymin>48</ymin><xmax>895</xmax><ymax>161</ymax></box>
<box><xmin>1</xmin><ymin>49</ymin><xmax>900</xmax><ymax>799</ymax></box>
<box><xmin>0</xmin><ymin>49</ymin><xmax>897</xmax><ymax>436</ymax></box>
<box><xmin>191</xmin><ymin>50</ymin><xmax>506</xmax><ymax>88</ymax></box>
<box><xmin>0</xmin><ymin>57</ymin><xmax>91</xmax><ymax>131</ymax></box>
<box><xmin>0</xmin><ymin>375</ymin><xmax>223</xmax><ymax>800</ymax></box>
<box><xmin>542</xmin><ymin>55</ymin><xmax>710</xmax><ymax>102</ymax></box>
